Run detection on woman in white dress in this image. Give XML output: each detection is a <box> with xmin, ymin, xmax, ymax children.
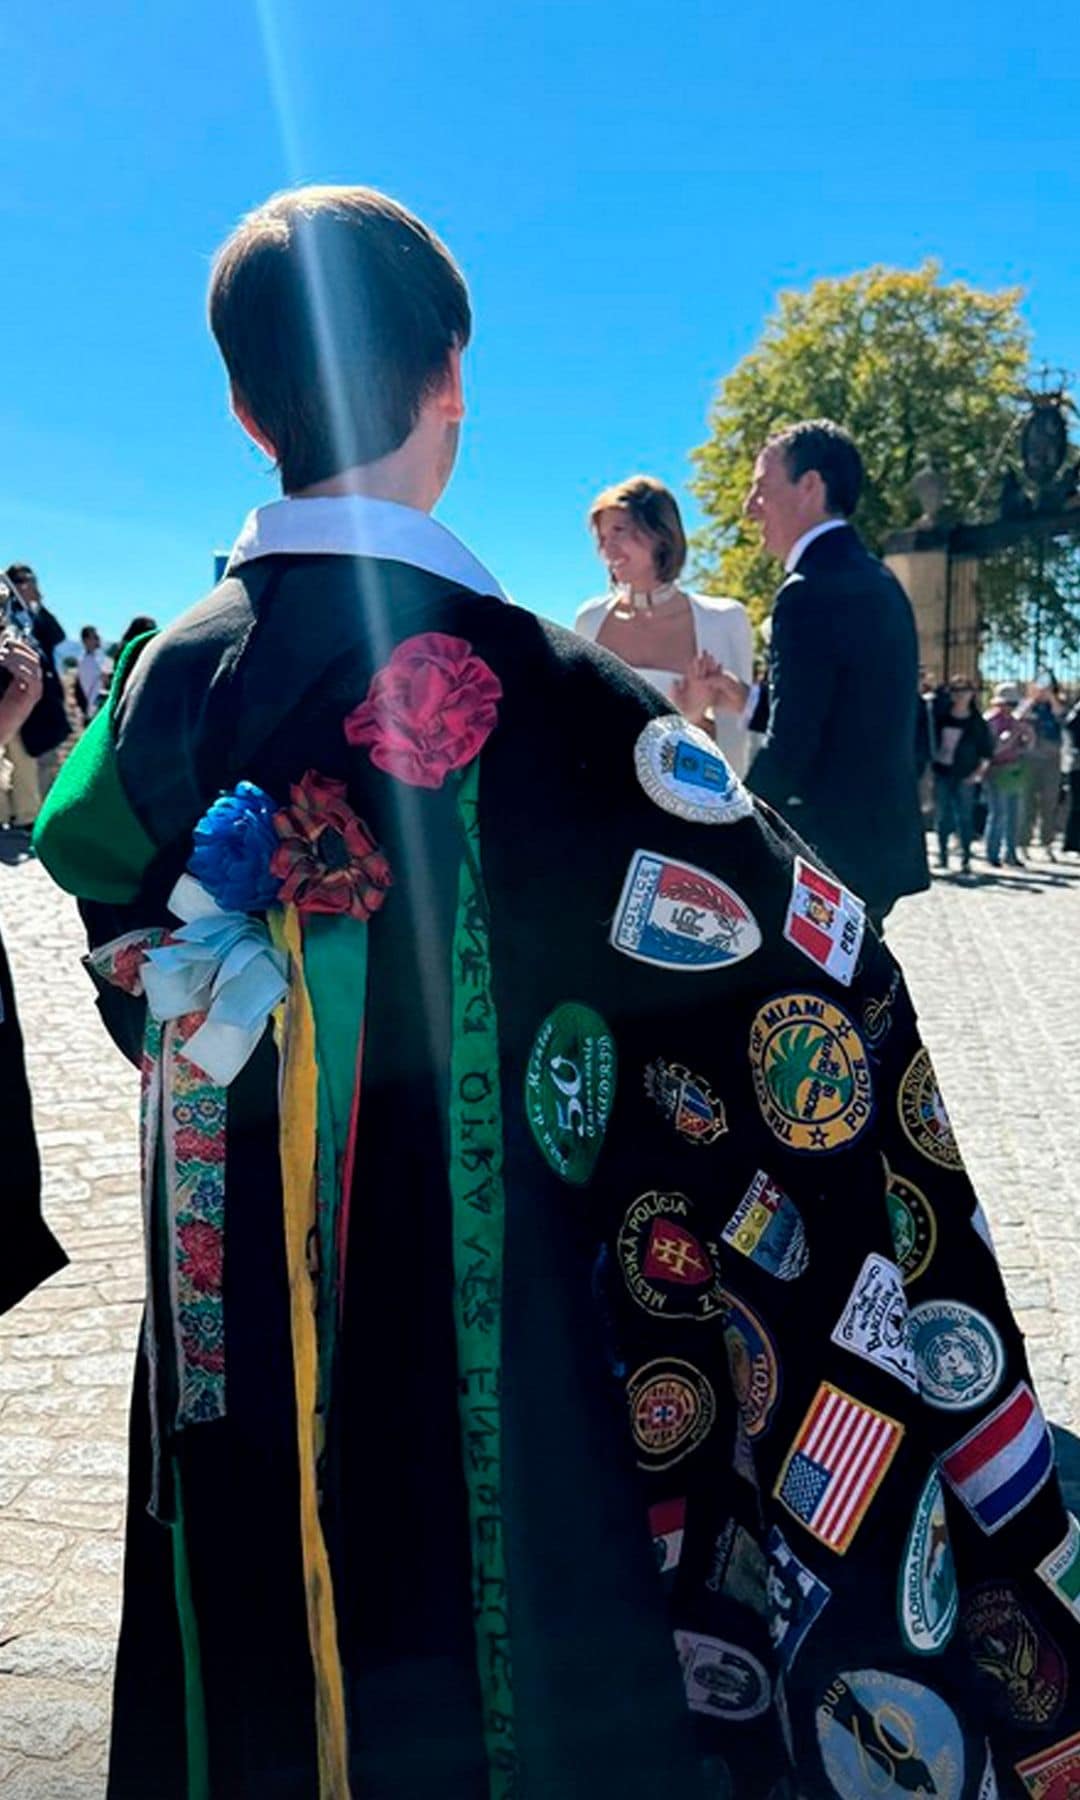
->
<box><xmin>575</xmin><ymin>475</ymin><xmax>754</xmax><ymax>775</ymax></box>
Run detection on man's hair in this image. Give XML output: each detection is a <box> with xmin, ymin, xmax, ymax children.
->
<box><xmin>588</xmin><ymin>475</ymin><xmax>688</xmax><ymax>583</ymax></box>
<box><xmin>6</xmin><ymin>564</ymin><xmax>35</xmax><ymax>585</ymax></box>
<box><xmin>768</xmin><ymin>420</ymin><xmax>863</xmax><ymax>517</ymax></box>
<box><xmin>80</xmin><ymin>626</ymin><xmax>97</xmax><ymax>643</ymax></box>
<box><xmin>208</xmin><ymin>185</ymin><xmax>472</xmax><ymax>492</ymax></box>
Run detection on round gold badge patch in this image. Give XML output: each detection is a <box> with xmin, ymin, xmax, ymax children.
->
<box><xmin>884</xmin><ymin>1159</ymin><xmax>937</xmax><ymax>1285</ymax></box>
<box><xmin>627</xmin><ymin>1358</ymin><xmax>717</xmax><ymax>1470</ymax></box>
<box><xmin>898</xmin><ymin>1049</ymin><xmax>963</xmax><ymax>1171</ymax></box>
<box><xmin>749</xmin><ymin>993</ymin><xmax>874</xmax><ymax>1153</ymax></box>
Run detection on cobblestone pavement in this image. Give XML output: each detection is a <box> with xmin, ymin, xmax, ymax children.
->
<box><xmin>0</xmin><ymin>840</ymin><xmax>1078</xmax><ymax>1793</ymax></box>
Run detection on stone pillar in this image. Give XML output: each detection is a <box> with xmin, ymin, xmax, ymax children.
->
<box><xmin>883</xmin><ymin>525</ymin><xmax>951</xmax><ymax>682</ymax></box>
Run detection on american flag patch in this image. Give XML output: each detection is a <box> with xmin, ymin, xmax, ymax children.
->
<box><xmin>774</xmin><ymin>1382</ymin><xmax>903</xmax><ymax>1554</ymax></box>
<box><xmin>941</xmin><ymin>1382</ymin><xmax>1054</xmax><ymax>1535</ymax></box>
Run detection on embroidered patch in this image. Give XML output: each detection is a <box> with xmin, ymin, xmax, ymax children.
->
<box><xmin>816</xmin><ymin>1671</ymin><xmax>964</xmax><ymax>1800</ymax></box>
<box><xmin>634</xmin><ymin>716</ymin><xmax>753</xmax><ymax>825</ymax></box>
<box><xmin>618</xmin><ymin>1191</ymin><xmax>725</xmax><ymax>1321</ymax></box>
<box><xmin>898</xmin><ymin>1048</ymin><xmax>963</xmax><ymax>1170</ymax></box>
<box><xmin>524</xmin><ymin>1001</ymin><xmax>616</xmax><ymax>1185</ymax></box>
<box><xmin>721</xmin><ymin>1171</ymin><xmax>808</xmax><ymax>1280</ymax></box>
<box><xmin>774</xmin><ymin>1382</ymin><xmax>904</xmax><ymax>1555</ymax></box>
<box><xmin>732</xmin><ymin>1421</ymin><xmax>758</xmax><ymax>1489</ymax></box>
<box><xmin>610</xmin><ymin>850</ymin><xmax>762</xmax><ymax>971</ymax></box>
<box><xmin>908</xmin><ymin>1300</ymin><xmax>1005</xmax><ymax>1412</ymax></box>
<box><xmin>766</xmin><ymin>1525</ymin><xmax>832</xmax><ymax>1671</ymax></box>
<box><xmin>830</xmin><ymin>1253</ymin><xmax>918</xmax><ymax>1391</ymax></box>
<box><xmin>884</xmin><ymin>1161</ymin><xmax>937</xmax><ymax>1285</ymax></box>
<box><xmin>1016</xmin><ymin>1729</ymin><xmax>1080</xmax><ymax>1797</ymax></box>
<box><xmin>898</xmin><ymin>1470</ymin><xmax>958</xmax><ymax>1655</ymax></box>
<box><xmin>628</xmin><ymin>1358</ymin><xmax>716</xmax><ymax>1470</ymax></box>
<box><xmin>649</xmin><ymin>1496</ymin><xmax>686</xmax><ymax>1575</ymax></box>
<box><xmin>1037</xmin><ymin>1514</ymin><xmax>1080</xmax><ymax>1624</ymax></box>
<box><xmin>643</xmin><ymin>1058</ymin><xmax>727</xmax><ymax>1144</ymax></box>
<box><xmin>941</xmin><ymin>1382</ymin><xmax>1054</xmax><ymax>1535</ymax></box>
<box><xmin>783</xmin><ymin>857</ymin><xmax>865</xmax><ymax>987</ymax></box>
<box><xmin>863</xmin><ymin>968</ymin><xmax>901</xmax><ymax>1049</ymax></box>
<box><xmin>749</xmin><ymin>993</ymin><xmax>874</xmax><ymax>1153</ymax></box>
<box><xmin>674</xmin><ymin>1631</ymin><xmax>771</xmax><ymax>1721</ymax></box>
<box><xmin>706</xmin><ymin>1517</ymin><xmax>768</xmax><ymax>1613</ymax></box>
<box><xmin>961</xmin><ymin>1582</ymin><xmax>1066</xmax><ymax>1730</ymax></box>
<box><xmin>722</xmin><ymin>1291</ymin><xmax>781</xmax><ymax>1439</ymax></box>
<box><xmin>979</xmin><ymin>1746</ymin><xmax>1000</xmax><ymax>1799</ymax></box>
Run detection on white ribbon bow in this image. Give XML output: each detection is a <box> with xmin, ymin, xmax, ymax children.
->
<box><xmin>141</xmin><ymin>873</ymin><xmax>288</xmax><ymax>1086</ymax></box>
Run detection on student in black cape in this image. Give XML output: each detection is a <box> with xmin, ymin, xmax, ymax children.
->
<box><xmin>33</xmin><ymin>187</ymin><xmax>1080</xmax><ymax>1800</ymax></box>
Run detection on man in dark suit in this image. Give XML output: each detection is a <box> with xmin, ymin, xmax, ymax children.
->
<box><xmin>718</xmin><ymin>420</ymin><xmax>928</xmax><ymax>926</ymax></box>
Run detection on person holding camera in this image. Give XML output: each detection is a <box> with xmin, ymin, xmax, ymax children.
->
<box><xmin>3</xmin><ymin>563</ymin><xmax>72</xmax><ymax>812</ymax></box>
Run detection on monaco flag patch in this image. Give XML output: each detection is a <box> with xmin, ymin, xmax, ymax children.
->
<box><xmin>783</xmin><ymin>858</ymin><xmax>865</xmax><ymax>988</ymax></box>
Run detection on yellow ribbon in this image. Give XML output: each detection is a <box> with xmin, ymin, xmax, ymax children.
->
<box><xmin>271</xmin><ymin>905</ymin><xmax>351</xmax><ymax>1800</ymax></box>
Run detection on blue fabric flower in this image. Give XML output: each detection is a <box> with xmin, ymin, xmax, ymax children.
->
<box><xmin>188</xmin><ymin>781</ymin><xmax>281</xmax><ymax>912</ymax></box>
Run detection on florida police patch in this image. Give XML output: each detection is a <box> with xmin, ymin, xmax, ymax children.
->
<box><xmin>766</xmin><ymin>1525</ymin><xmax>832</xmax><ymax>1671</ymax></box>
<box><xmin>783</xmin><ymin>857</ymin><xmax>865</xmax><ymax>987</ymax></box>
<box><xmin>643</xmin><ymin>1058</ymin><xmax>726</xmax><ymax>1144</ymax></box>
<box><xmin>524</xmin><ymin>1001</ymin><xmax>616</xmax><ymax>1185</ymax></box>
<box><xmin>617</xmin><ymin>1191</ymin><xmax>725</xmax><ymax>1321</ymax></box>
<box><xmin>908</xmin><ymin>1300</ymin><xmax>1005</xmax><ymax>1412</ymax></box>
<box><xmin>830</xmin><ymin>1253</ymin><xmax>918</xmax><ymax>1392</ymax></box>
<box><xmin>722</xmin><ymin>1171</ymin><xmax>808</xmax><ymax>1279</ymax></box>
<box><xmin>610</xmin><ymin>850</ymin><xmax>762</xmax><ymax>971</ymax></box>
<box><xmin>898</xmin><ymin>1469</ymin><xmax>958</xmax><ymax>1655</ymax></box>
<box><xmin>674</xmin><ymin>1630</ymin><xmax>771</xmax><ymax>1721</ymax></box>
<box><xmin>898</xmin><ymin>1048</ymin><xmax>964</xmax><ymax>1170</ymax></box>
<box><xmin>816</xmin><ymin>1671</ymin><xmax>964</xmax><ymax>1800</ymax></box>
<box><xmin>627</xmin><ymin>1358</ymin><xmax>716</xmax><ymax>1470</ymax></box>
<box><xmin>884</xmin><ymin>1160</ymin><xmax>937</xmax><ymax>1285</ymax></box>
<box><xmin>749</xmin><ymin>993</ymin><xmax>874</xmax><ymax>1153</ymax></box>
<box><xmin>722</xmin><ymin>1291</ymin><xmax>781</xmax><ymax>1439</ymax></box>
<box><xmin>961</xmin><ymin>1582</ymin><xmax>1066</xmax><ymax>1729</ymax></box>
<box><xmin>633</xmin><ymin>716</ymin><xmax>753</xmax><ymax>824</ymax></box>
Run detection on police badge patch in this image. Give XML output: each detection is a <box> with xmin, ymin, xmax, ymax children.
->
<box><xmin>627</xmin><ymin>1358</ymin><xmax>716</xmax><ymax>1470</ymax></box>
<box><xmin>782</xmin><ymin>857</ymin><xmax>865</xmax><ymax>987</ymax></box>
<box><xmin>633</xmin><ymin>716</ymin><xmax>753</xmax><ymax>825</ymax></box>
<box><xmin>617</xmin><ymin>1191</ymin><xmax>726</xmax><ymax>1321</ymax></box>
<box><xmin>674</xmin><ymin>1630</ymin><xmax>772</xmax><ymax>1721</ymax></box>
<box><xmin>898</xmin><ymin>1469</ymin><xmax>958</xmax><ymax>1655</ymax></box>
<box><xmin>643</xmin><ymin>1058</ymin><xmax>727</xmax><ymax>1144</ymax></box>
<box><xmin>721</xmin><ymin>1171</ymin><xmax>808</xmax><ymax>1279</ymax></box>
<box><xmin>722</xmin><ymin>1291</ymin><xmax>781</xmax><ymax>1439</ymax></box>
<box><xmin>898</xmin><ymin>1048</ymin><xmax>964</xmax><ymax>1170</ymax></box>
<box><xmin>884</xmin><ymin>1160</ymin><xmax>937</xmax><ymax>1285</ymax></box>
<box><xmin>961</xmin><ymin>1582</ymin><xmax>1066</xmax><ymax>1730</ymax></box>
<box><xmin>766</xmin><ymin>1525</ymin><xmax>832</xmax><ymax>1671</ymax></box>
<box><xmin>749</xmin><ymin>993</ymin><xmax>874</xmax><ymax>1153</ymax></box>
<box><xmin>524</xmin><ymin>1001</ymin><xmax>616</xmax><ymax>1184</ymax></box>
<box><xmin>610</xmin><ymin>850</ymin><xmax>762</xmax><ymax>971</ymax></box>
<box><xmin>908</xmin><ymin>1300</ymin><xmax>1005</xmax><ymax>1412</ymax></box>
<box><xmin>830</xmin><ymin>1253</ymin><xmax>918</xmax><ymax>1391</ymax></box>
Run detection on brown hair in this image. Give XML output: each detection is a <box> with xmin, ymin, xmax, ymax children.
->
<box><xmin>208</xmin><ymin>185</ymin><xmax>472</xmax><ymax>492</ymax></box>
<box><xmin>588</xmin><ymin>475</ymin><xmax>688</xmax><ymax>583</ymax></box>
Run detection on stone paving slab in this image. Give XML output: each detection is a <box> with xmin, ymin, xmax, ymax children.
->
<box><xmin>1</xmin><ymin>841</ymin><xmax>1078</xmax><ymax>1791</ymax></box>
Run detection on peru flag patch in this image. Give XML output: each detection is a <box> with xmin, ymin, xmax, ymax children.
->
<box><xmin>783</xmin><ymin>858</ymin><xmax>865</xmax><ymax>988</ymax></box>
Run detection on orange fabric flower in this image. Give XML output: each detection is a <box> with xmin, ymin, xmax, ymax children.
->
<box><xmin>270</xmin><ymin>770</ymin><xmax>392</xmax><ymax>920</ymax></box>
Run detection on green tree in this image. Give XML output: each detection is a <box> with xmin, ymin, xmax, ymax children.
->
<box><xmin>690</xmin><ymin>262</ymin><xmax>1030</xmax><ymax>622</ymax></box>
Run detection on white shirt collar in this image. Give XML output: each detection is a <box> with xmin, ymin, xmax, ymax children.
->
<box><xmin>227</xmin><ymin>494</ymin><xmax>509</xmax><ymax>602</ymax></box>
<box><xmin>784</xmin><ymin>517</ymin><xmax>848</xmax><ymax>574</ymax></box>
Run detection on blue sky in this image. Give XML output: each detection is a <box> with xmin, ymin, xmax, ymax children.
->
<box><xmin>2</xmin><ymin>0</ymin><xmax>1080</xmax><ymax>644</ymax></box>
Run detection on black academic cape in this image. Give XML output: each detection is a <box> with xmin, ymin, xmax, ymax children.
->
<box><xmin>0</xmin><ymin>918</ymin><xmax>67</xmax><ymax>1313</ymax></box>
<box><xmin>32</xmin><ymin>545</ymin><xmax>1080</xmax><ymax>1800</ymax></box>
<box><xmin>748</xmin><ymin>528</ymin><xmax>930</xmax><ymax>917</ymax></box>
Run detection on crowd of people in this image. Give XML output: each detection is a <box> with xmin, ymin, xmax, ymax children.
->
<box><xmin>4</xmin><ymin>185</ymin><xmax>1080</xmax><ymax>1798</ymax></box>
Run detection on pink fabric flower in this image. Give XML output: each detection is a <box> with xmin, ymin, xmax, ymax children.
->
<box><xmin>271</xmin><ymin>770</ymin><xmax>392</xmax><ymax>920</ymax></box>
<box><xmin>343</xmin><ymin>632</ymin><xmax>502</xmax><ymax>789</ymax></box>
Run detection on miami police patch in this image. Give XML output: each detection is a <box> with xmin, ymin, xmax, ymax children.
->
<box><xmin>908</xmin><ymin>1299</ymin><xmax>1005</xmax><ymax>1412</ymax></box>
<box><xmin>1016</xmin><ymin>1729</ymin><xmax>1080</xmax><ymax>1798</ymax></box>
<box><xmin>633</xmin><ymin>716</ymin><xmax>753</xmax><ymax>825</ymax></box>
<box><xmin>749</xmin><ymin>993</ymin><xmax>874</xmax><ymax>1153</ymax></box>
<box><xmin>782</xmin><ymin>857</ymin><xmax>865</xmax><ymax>987</ymax></box>
<box><xmin>721</xmin><ymin>1171</ymin><xmax>808</xmax><ymax>1279</ymax></box>
<box><xmin>1037</xmin><ymin>1514</ymin><xmax>1080</xmax><ymax>1624</ymax></box>
<box><xmin>941</xmin><ymin>1382</ymin><xmax>1054</xmax><ymax>1535</ymax></box>
<box><xmin>524</xmin><ymin>1001</ymin><xmax>616</xmax><ymax>1185</ymax></box>
<box><xmin>674</xmin><ymin>1630</ymin><xmax>771</xmax><ymax>1721</ymax></box>
<box><xmin>643</xmin><ymin>1058</ymin><xmax>727</xmax><ymax>1144</ymax></box>
<box><xmin>766</xmin><ymin>1525</ymin><xmax>831</xmax><ymax>1671</ymax></box>
<box><xmin>774</xmin><ymin>1382</ymin><xmax>904</xmax><ymax>1554</ymax></box>
<box><xmin>898</xmin><ymin>1469</ymin><xmax>958</xmax><ymax>1655</ymax></box>
<box><xmin>898</xmin><ymin>1048</ymin><xmax>964</xmax><ymax>1170</ymax></box>
<box><xmin>617</xmin><ymin>1190</ymin><xmax>725</xmax><ymax>1321</ymax></box>
<box><xmin>830</xmin><ymin>1253</ymin><xmax>918</xmax><ymax>1392</ymax></box>
<box><xmin>884</xmin><ymin>1160</ymin><xmax>937</xmax><ymax>1285</ymax></box>
<box><xmin>627</xmin><ymin>1358</ymin><xmax>716</xmax><ymax>1471</ymax></box>
<box><xmin>722</xmin><ymin>1291</ymin><xmax>781</xmax><ymax>1439</ymax></box>
<box><xmin>961</xmin><ymin>1582</ymin><xmax>1066</xmax><ymax>1730</ymax></box>
<box><xmin>816</xmin><ymin>1670</ymin><xmax>964</xmax><ymax>1800</ymax></box>
<box><xmin>610</xmin><ymin>850</ymin><xmax>762</xmax><ymax>971</ymax></box>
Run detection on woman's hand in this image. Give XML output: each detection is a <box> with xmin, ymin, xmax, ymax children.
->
<box><xmin>673</xmin><ymin>652</ymin><xmax>723</xmax><ymax>726</ymax></box>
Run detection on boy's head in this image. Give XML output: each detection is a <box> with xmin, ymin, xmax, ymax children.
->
<box><xmin>208</xmin><ymin>185</ymin><xmax>471</xmax><ymax>496</ymax></box>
